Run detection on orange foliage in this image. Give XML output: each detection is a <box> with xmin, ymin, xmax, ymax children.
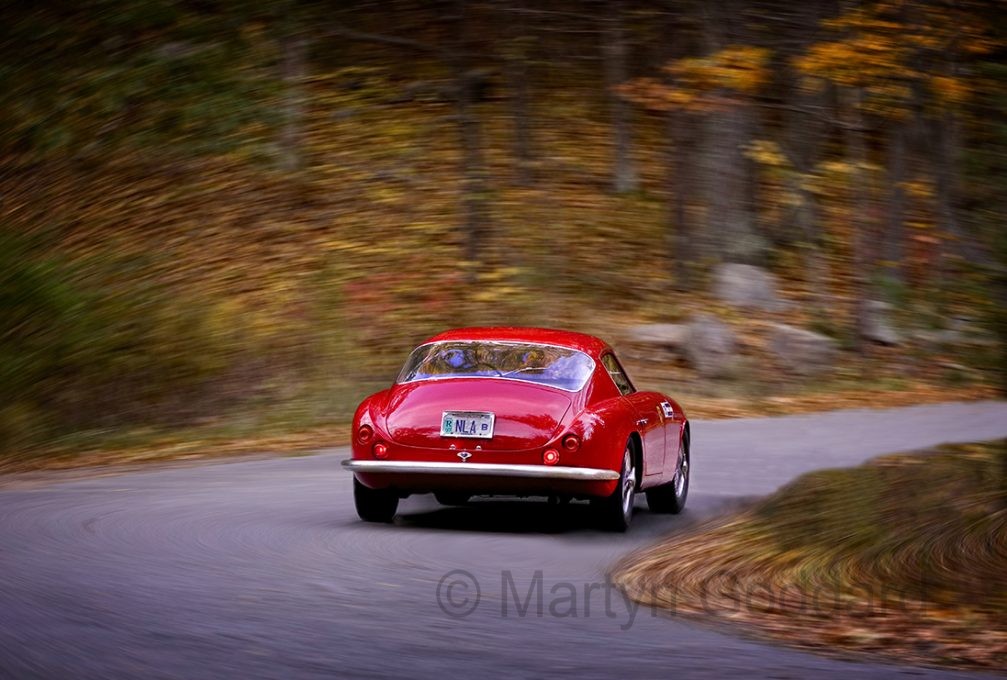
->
<box><xmin>795</xmin><ymin>0</ymin><xmax>998</xmax><ymax>114</ymax></box>
<box><xmin>621</xmin><ymin>45</ymin><xmax>770</xmax><ymax>112</ymax></box>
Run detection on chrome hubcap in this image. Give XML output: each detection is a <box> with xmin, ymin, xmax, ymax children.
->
<box><xmin>674</xmin><ymin>442</ymin><xmax>688</xmax><ymax>498</ymax></box>
<box><xmin>621</xmin><ymin>448</ymin><xmax>635</xmax><ymax>516</ymax></box>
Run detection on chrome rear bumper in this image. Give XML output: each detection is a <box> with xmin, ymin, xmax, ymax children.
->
<box><xmin>341</xmin><ymin>459</ymin><xmax>619</xmax><ymax>481</ymax></box>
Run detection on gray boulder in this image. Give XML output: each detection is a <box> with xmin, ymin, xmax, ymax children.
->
<box><xmin>684</xmin><ymin>313</ymin><xmax>738</xmax><ymax>378</ymax></box>
<box><xmin>864</xmin><ymin>300</ymin><xmax>900</xmax><ymax>346</ymax></box>
<box><xmin>913</xmin><ymin>329</ymin><xmax>961</xmax><ymax>347</ymax></box>
<box><xmin>623</xmin><ymin>323</ymin><xmax>690</xmax><ymax>363</ymax></box>
<box><xmin>626</xmin><ymin>323</ymin><xmax>690</xmax><ymax>348</ymax></box>
<box><xmin>713</xmin><ymin>263</ymin><xmax>785</xmax><ymax>312</ymax></box>
<box><xmin>913</xmin><ymin>317</ymin><xmax>997</xmax><ymax>349</ymax></box>
<box><xmin>769</xmin><ymin>323</ymin><xmax>839</xmax><ymax>376</ymax></box>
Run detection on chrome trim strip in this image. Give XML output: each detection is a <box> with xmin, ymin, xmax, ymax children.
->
<box><xmin>341</xmin><ymin>459</ymin><xmax>619</xmax><ymax>481</ymax></box>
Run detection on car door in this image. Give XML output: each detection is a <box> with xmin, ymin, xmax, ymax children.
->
<box><xmin>600</xmin><ymin>353</ymin><xmax>665</xmax><ymax>478</ymax></box>
<box><xmin>657</xmin><ymin>398</ymin><xmax>685</xmax><ymax>485</ymax></box>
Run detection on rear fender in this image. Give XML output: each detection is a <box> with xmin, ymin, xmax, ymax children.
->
<box><xmin>564</xmin><ymin>397</ymin><xmax>636</xmax><ymax>478</ymax></box>
<box><xmin>352</xmin><ymin>389</ymin><xmax>392</xmax><ymax>455</ymax></box>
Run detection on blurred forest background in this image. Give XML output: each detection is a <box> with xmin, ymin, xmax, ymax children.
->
<box><xmin>1</xmin><ymin>0</ymin><xmax>1005</xmax><ymax>463</ymax></box>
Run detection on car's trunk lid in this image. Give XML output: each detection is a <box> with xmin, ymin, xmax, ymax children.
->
<box><xmin>384</xmin><ymin>378</ymin><xmax>572</xmax><ymax>451</ymax></box>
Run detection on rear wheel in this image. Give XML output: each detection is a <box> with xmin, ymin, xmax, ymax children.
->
<box><xmin>353</xmin><ymin>478</ymin><xmax>398</xmax><ymax>522</ymax></box>
<box><xmin>594</xmin><ymin>442</ymin><xmax>636</xmax><ymax>532</ymax></box>
<box><xmin>645</xmin><ymin>434</ymin><xmax>689</xmax><ymax>514</ymax></box>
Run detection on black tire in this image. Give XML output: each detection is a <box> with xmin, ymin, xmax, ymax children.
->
<box><xmin>593</xmin><ymin>441</ymin><xmax>637</xmax><ymax>532</ymax></box>
<box><xmin>645</xmin><ymin>433</ymin><xmax>689</xmax><ymax>514</ymax></box>
<box><xmin>433</xmin><ymin>491</ymin><xmax>471</xmax><ymax>506</ymax></box>
<box><xmin>353</xmin><ymin>478</ymin><xmax>399</xmax><ymax>522</ymax></box>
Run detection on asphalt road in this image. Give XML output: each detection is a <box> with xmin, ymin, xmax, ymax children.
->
<box><xmin>2</xmin><ymin>400</ymin><xmax>1006</xmax><ymax>680</ymax></box>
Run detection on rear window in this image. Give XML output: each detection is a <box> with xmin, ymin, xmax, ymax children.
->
<box><xmin>397</xmin><ymin>341</ymin><xmax>595</xmax><ymax>392</ymax></box>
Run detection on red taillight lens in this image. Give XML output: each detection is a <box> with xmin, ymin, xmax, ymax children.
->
<box><xmin>373</xmin><ymin>443</ymin><xmax>388</xmax><ymax>459</ymax></box>
<box><xmin>357</xmin><ymin>425</ymin><xmax>374</xmax><ymax>445</ymax></box>
<box><xmin>543</xmin><ymin>449</ymin><xmax>560</xmax><ymax>465</ymax></box>
<box><xmin>561</xmin><ymin>434</ymin><xmax>580</xmax><ymax>452</ymax></box>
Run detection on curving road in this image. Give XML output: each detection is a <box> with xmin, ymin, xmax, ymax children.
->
<box><xmin>1</xmin><ymin>401</ymin><xmax>1006</xmax><ymax>680</ymax></box>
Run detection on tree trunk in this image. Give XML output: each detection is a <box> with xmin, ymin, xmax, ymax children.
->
<box><xmin>792</xmin><ymin>162</ymin><xmax>829</xmax><ymax>313</ymax></box>
<box><xmin>843</xmin><ymin>87</ymin><xmax>871</xmax><ymax>354</ymax></box>
<box><xmin>885</xmin><ymin>121</ymin><xmax>907</xmax><ymax>285</ymax></box>
<box><xmin>668</xmin><ymin>110</ymin><xmax>693</xmax><ymax>290</ymax></box>
<box><xmin>778</xmin><ymin>0</ymin><xmax>830</xmax><ymax>311</ymax></box>
<box><xmin>453</xmin><ymin>0</ymin><xmax>490</xmax><ymax>279</ymax></box>
<box><xmin>279</xmin><ymin>35</ymin><xmax>308</xmax><ymax>172</ymax></box>
<box><xmin>934</xmin><ymin>109</ymin><xmax>960</xmax><ymax>294</ymax></box>
<box><xmin>701</xmin><ymin>103</ymin><xmax>761</xmax><ymax>264</ymax></box>
<box><xmin>788</xmin><ymin>85</ymin><xmax>830</xmax><ymax>313</ymax></box>
<box><xmin>699</xmin><ymin>1</ymin><xmax>760</xmax><ymax>264</ymax></box>
<box><xmin>503</xmin><ymin>2</ymin><xmax>534</xmax><ymax>186</ymax></box>
<box><xmin>603</xmin><ymin>0</ymin><xmax>637</xmax><ymax>194</ymax></box>
<box><xmin>661</xmin><ymin>9</ymin><xmax>692</xmax><ymax>290</ymax></box>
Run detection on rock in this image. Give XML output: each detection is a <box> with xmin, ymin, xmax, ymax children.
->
<box><xmin>948</xmin><ymin>316</ymin><xmax>976</xmax><ymax>333</ymax></box>
<box><xmin>622</xmin><ymin>324</ymin><xmax>690</xmax><ymax>364</ymax></box>
<box><xmin>620</xmin><ymin>324</ymin><xmax>692</xmax><ymax>366</ymax></box>
<box><xmin>626</xmin><ymin>323</ymin><xmax>690</xmax><ymax>348</ymax></box>
<box><xmin>913</xmin><ymin>324</ymin><xmax>998</xmax><ymax>350</ymax></box>
<box><xmin>625</xmin><ymin>317</ymin><xmax>738</xmax><ymax>377</ymax></box>
<box><xmin>946</xmin><ymin>316</ymin><xmax>997</xmax><ymax>344</ymax></box>
<box><xmin>913</xmin><ymin>329</ymin><xmax>961</xmax><ymax>347</ymax></box>
<box><xmin>864</xmin><ymin>300</ymin><xmax>901</xmax><ymax>346</ymax></box>
<box><xmin>683</xmin><ymin>313</ymin><xmax>738</xmax><ymax>378</ymax></box>
<box><xmin>769</xmin><ymin>323</ymin><xmax>838</xmax><ymax>376</ymax></box>
<box><xmin>713</xmin><ymin>263</ymin><xmax>785</xmax><ymax>312</ymax></box>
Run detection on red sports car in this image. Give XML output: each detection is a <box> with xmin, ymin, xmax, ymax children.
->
<box><xmin>342</xmin><ymin>327</ymin><xmax>690</xmax><ymax>531</ymax></box>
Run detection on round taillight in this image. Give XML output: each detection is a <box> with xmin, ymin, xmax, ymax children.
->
<box><xmin>543</xmin><ymin>449</ymin><xmax>560</xmax><ymax>466</ymax></box>
<box><xmin>357</xmin><ymin>425</ymin><xmax>374</xmax><ymax>445</ymax></box>
<box><xmin>561</xmin><ymin>434</ymin><xmax>580</xmax><ymax>452</ymax></box>
<box><xmin>373</xmin><ymin>443</ymin><xmax>388</xmax><ymax>459</ymax></box>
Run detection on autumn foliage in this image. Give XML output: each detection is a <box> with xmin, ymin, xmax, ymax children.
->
<box><xmin>0</xmin><ymin>0</ymin><xmax>1003</xmax><ymax>456</ymax></box>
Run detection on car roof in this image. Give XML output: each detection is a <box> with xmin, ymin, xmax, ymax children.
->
<box><xmin>423</xmin><ymin>327</ymin><xmax>612</xmax><ymax>357</ymax></box>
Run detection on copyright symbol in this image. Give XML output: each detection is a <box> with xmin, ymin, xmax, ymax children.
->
<box><xmin>436</xmin><ymin>569</ymin><xmax>480</xmax><ymax>619</ymax></box>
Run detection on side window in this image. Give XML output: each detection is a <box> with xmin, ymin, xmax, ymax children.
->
<box><xmin>601</xmin><ymin>353</ymin><xmax>635</xmax><ymax>396</ymax></box>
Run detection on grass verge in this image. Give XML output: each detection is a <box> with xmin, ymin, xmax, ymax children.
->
<box><xmin>613</xmin><ymin>440</ymin><xmax>1007</xmax><ymax>670</ymax></box>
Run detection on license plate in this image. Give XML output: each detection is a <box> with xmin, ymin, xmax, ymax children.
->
<box><xmin>441</xmin><ymin>411</ymin><xmax>495</xmax><ymax>439</ymax></box>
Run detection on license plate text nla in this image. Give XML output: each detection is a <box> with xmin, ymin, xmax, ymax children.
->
<box><xmin>441</xmin><ymin>411</ymin><xmax>495</xmax><ymax>439</ymax></box>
